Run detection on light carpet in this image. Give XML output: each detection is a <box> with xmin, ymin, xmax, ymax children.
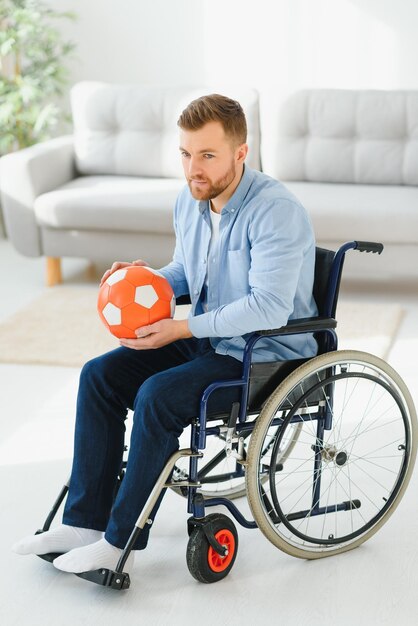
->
<box><xmin>0</xmin><ymin>286</ymin><xmax>404</xmax><ymax>367</ymax></box>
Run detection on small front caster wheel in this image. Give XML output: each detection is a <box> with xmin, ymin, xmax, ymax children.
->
<box><xmin>186</xmin><ymin>513</ymin><xmax>238</xmax><ymax>583</ymax></box>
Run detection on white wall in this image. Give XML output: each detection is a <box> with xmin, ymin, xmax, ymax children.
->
<box><xmin>48</xmin><ymin>0</ymin><xmax>205</xmax><ymax>86</ymax></box>
<box><xmin>44</xmin><ymin>0</ymin><xmax>418</xmax><ymax>159</ymax></box>
<box><xmin>49</xmin><ymin>0</ymin><xmax>418</xmax><ymax>94</ymax></box>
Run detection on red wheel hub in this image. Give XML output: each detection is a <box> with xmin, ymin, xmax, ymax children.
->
<box><xmin>207</xmin><ymin>529</ymin><xmax>235</xmax><ymax>572</ymax></box>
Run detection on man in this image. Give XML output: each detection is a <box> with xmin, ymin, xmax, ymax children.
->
<box><xmin>12</xmin><ymin>94</ymin><xmax>318</xmax><ymax>574</ymax></box>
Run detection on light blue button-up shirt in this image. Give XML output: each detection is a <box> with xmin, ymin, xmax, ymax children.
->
<box><xmin>159</xmin><ymin>165</ymin><xmax>318</xmax><ymax>363</ymax></box>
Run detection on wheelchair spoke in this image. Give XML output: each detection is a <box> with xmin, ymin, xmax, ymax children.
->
<box><xmin>349</xmin><ymin>452</ymin><xmax>404</xmax><ymax>475</ymax></box>
<box><xmin>346</xmin><ymin>459</ymin><xmax>355</xmax><ymax>535</ymax></box>
<box><xmin>337</xmin><ymin>394</ymin><xmax>395</xmax><ymax>452</ymax></box>
<box><xmin>320</xmin><ymin>461</ymin><xmax>333</xmax><ymax>540</ymax></box>
<box><xmin>331</xmin><ymin>468</ymin><xmax>369</xmax><ymax>527</ymax></box>
<box><xmin>346</xmin><ymin>436</ymin><xmax>405</xmax><ymax>461</ymax></box>
<box><xmin>345</xmin><ymin>457</ymin><xmax>397</xmax><ymax>494</ymax></box>
<box><xmin>338</xmin><ymin>415</ymin><xmax>403</xmax><ymax>450</ymax></box>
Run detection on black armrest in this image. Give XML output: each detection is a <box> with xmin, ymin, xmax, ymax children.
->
<box><xmin>256</xmin><ymin>316</ymin><xmax>337</xmax><ymax>337</ymax></box>
<box><xmin>175</xmin><ymin>294</ymin><xmax>192</xmax><ymax>306</ymax></box>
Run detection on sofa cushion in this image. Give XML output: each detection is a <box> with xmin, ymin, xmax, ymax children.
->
<box><xmin>284</xmin><ymin>181</ymin><xmax>418</xmax><ymax>244</ymax></box>
<box><xmin>34</xmin><ymin>176</ymin><xmax>185</xmax><ymax>233</ymax></box>
<box><xmin>262</xmin><ymin>90</ymin><xmax>418</xmax><ymax>185</ymax></box>
<box><xmin>71</xmin><ymin>82</ymin><xmax>261</xmax><ymax>177</ymax></box>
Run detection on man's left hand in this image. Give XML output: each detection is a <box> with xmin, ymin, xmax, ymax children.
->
<box><xmin>119</xmin><ymin>318</ymin><xmax>193</xmax><ymax>350</ymax></box>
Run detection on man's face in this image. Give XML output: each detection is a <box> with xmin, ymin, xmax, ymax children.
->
<box><xmin>179</xmin><ymin>121</ymin><xmax>246</xmax><ymax>201</ymax></box>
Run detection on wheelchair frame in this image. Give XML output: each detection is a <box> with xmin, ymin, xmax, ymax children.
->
<box><xmin>36</xmin><ymin>240</ymin><xmax>417</xmax><ymax>590</ymax></box>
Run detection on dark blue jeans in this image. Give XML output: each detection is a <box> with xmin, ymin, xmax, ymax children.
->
<box><xmin>62</xmin><ymin>337</ymin><xmax>243</xmax><ymax>549</ymax></box>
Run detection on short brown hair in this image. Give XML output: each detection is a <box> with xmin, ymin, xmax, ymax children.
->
<box><xmin>177</xmin><ymin>94</ymin><xmax>247</xmax><ymax>145</ymax></box>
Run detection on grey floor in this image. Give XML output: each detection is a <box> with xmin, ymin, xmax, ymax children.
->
<box><xmin>1</xmin><ymin>239</ymin><xmax>418</xmax><ymax>626</ymax></box>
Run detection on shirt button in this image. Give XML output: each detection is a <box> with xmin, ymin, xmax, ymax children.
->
<box><xmin>231</xmin><ymin>209</ymin><xmax>235</xmax><ymax>212</ymax></box>
<box><xmin>194</xmin><ymin>289</ymin><xmax>198</xmax><ymax>295</ymax></box>
<box><xmin>203</xmin><ymin>259</ymin><xmax>206</xmax><ymax>264</ymax></box>
<box><xmin>212</xmin><ymin>258</ymin><xmax>215</xmax><ymax>263</ymax></box>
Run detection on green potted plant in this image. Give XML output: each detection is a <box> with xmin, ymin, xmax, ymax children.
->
<box><xmin>0</xmin><ymin>0</ymin><xmax>76</xmax><ymax>155</ymax></box>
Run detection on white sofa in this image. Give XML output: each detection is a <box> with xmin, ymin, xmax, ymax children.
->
<box><xmin>0</xmin><ymin>82</ymin><xmax>260</xmax><ymax>285</ymax></box>
<box><xmin>261</xmin><ymin>89</ymin><xmax>418</xmax><ymax>279</ymax></box>
<box><xmin>1</xmin><ymin>83</ymin><xmax>417</xmax><ymax>284</ymax></box>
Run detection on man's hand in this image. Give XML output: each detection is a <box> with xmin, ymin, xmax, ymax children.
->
<box><xmin>119</xmin><ymin>318</ymin><xmax>193</xmax><ymax>350</ymax></box>
<box><xmin>100</xmin><ymin>259</ymin><xmax>149</xmax><ymax>287</ymax></box>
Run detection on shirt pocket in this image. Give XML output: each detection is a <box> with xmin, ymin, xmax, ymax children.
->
<box><xmin>223</xmin><ymin>248</ymin><xmax>251</xmax><ymax>299</ymax></box>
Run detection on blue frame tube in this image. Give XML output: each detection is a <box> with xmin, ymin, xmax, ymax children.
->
<box><xmin>204</xmin><ymin>498</ymin><xmax>258</xmax><ymax>529</ymax></box>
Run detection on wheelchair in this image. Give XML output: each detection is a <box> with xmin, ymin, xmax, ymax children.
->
<box><xmin>35</xmin><ymin>241</ymin><xmax>417</xmax><ymax>590</ymax></box>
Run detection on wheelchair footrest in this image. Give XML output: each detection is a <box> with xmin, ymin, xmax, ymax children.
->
<box><xmin>37</xmin><ymin>551</ymin><xmax>64</xmax><ymax>563</ymax></box>
<box><xmin>75</xmin><ymin>568</ymin><xmax>131</xmax><ymax>590</ymax></box>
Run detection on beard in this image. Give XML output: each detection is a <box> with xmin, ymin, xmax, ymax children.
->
<box><xmin>187</xmin><ymin>160</ymin><xmax>237</xmax><ymax>201</ymax></box>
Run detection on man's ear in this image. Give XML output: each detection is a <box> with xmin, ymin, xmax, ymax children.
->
<box><xmin>236</xmin><ymin>143</ymin><xmax>249</xmax><ymax>163</ymax></box>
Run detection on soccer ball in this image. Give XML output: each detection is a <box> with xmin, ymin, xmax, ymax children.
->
<box><xmin>97</xmin><ymin>266</ymin><xmax>175</xmax><ymax>338</ymax></box>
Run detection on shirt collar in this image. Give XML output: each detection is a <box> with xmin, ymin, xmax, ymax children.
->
<box><xmin>197</xmin><ymin>164</ymin><xmax>255</xmax><ymax>215</ymax></box>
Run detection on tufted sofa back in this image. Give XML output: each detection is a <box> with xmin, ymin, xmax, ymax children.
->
<box><xmin>264</xmin><ymin>89</ymin><xmax>418</xmax><ymax>185</ymax></box>
<box><xmin>71</xmin><ymin>82</ymin><xmax>260</xmax><ymax>178</ymax></box>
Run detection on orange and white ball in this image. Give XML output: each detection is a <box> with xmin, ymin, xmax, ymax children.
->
<box><xmin>98</xmin><ymin>266</ymin><xmax>175</xmax><ymax>338</ymax></box>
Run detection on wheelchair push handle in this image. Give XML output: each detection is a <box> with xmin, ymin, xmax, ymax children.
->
<box><xmin>354</xmin><ymin>241</ymin><xmax>384</xmax><ymax>254</ymax></box>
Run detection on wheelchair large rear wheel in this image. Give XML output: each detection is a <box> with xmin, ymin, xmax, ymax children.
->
<box><xmin>246</xmin><ymin>350</ymin><xmax>417</xmax><ymax>559</ymax></box>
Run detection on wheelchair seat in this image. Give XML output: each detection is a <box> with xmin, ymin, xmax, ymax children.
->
<box><xmin>206</xmin><ymin>358</ymin><xmax>308</xmax><ymax>423</ymax></box>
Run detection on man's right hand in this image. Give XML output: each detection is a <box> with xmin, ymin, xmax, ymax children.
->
<box><xmin>100</xmin><ymin>259</ymin><xmax>149</xmax><ymax>286</ymax></box>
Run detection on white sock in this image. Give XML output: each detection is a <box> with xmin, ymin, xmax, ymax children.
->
<box><xmin>53</xmin><ymin>538</ymin><xmax>135</xmax><ymax>574</ymax></box>
<box><xmin>12</xmin><ymin>524</ymin><xmax>103</xmax><ymax>556</ymax></box>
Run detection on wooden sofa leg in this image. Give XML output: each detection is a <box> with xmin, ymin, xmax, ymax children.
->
<box><xmin>46</xmin><ymin>257</ymin><xmax>62</xmax><ymax>286</ymax></box>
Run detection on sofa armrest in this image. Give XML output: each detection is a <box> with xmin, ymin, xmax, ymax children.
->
<box><xmin>0</xmin><ymin>136</ymin><xmax>75</xmax><ymax>256</ymax></box>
